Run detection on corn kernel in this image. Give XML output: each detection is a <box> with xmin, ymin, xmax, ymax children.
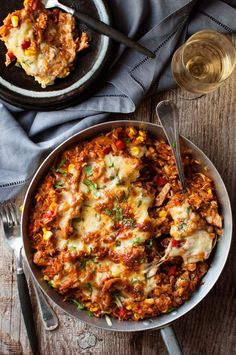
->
<box><xmin>43</xmin><ymin>275</ymin><xmax>49</xmax><ymax>281</ymax></box>
<box><xmin>24</xmin><ymin>49</ymin><xmax>36</xmax><ymax>56</ymax></box>
<box><xmin>127</xmin><ymin>127</ymin><xmax>137</xmax><ymax>138</ymax></box>
<box><xmin>130</xmin><ymin>146</ymin><xmax>140</xmax><ymax>157</ymax></box>
<box><xmin>149</xmin><ymin>147</ymin><xmax>155</xmax><ymax>154</ymax></box>
<box><xmin>178</xmin><ymin>287</ymin><xmax>185</xmax><ymax>296</ymax></box>
<box><xmin>158</xmin><ymin>210</ymin><xmax>167</xmax><ymax>218</ymax></box>
<box><xmin>156</xmin><ymin>231</ymin><xmax>161</xmax><ymax>237</ymax></box>
<box><xmin>19</xmin><ymin>204</ymin><xmax>24</xmax><ymax>213</ymax></box>
<box><xmin>144</xmin><ymin>298</ymin><xmax>155</xmax><ymax>304</ymax></box>
<box><xmin>134</xmin><ymin>313</ymin><xmax>140</xmax><ymax>320</ymax></box>
<box><xmin>68</xmin><ymin>163</ymin><xmax>75</xmax><ymax>173</ymax></box>
<box><xmin>139</xmin><ymin>130</ymin><xmax>146</xmax><ymax>138</ymax></box>
<box><xmin>24</xmin><ymin>0</ymin><xmax>29</xmax><ymax>5</ymax></box>
<box><xmin>126</xmin><ymin>305</ymin><xmax>132</xmax><ymax>310</ymax></box>
<box><xmin>163</xmin><ymin>165</ymin><xmax>170</xmax><ymax>174</ymax></box>
<box><xmin>207</xmin><ymin>188</ymin><xmax>212</xmax><ymax>195</ymax></box>
<box><xmin>49</xmin><ymin>202</ymin><xmax>57</xmax><ymax>211</ymax></box>
<box><xmin>42</xmin><ymin>227</ymin><xmax>53</xmax><ymax>241</ymax></box>
<box><xmin>90</xmin><ymin>307</ymin><xmax>99</xmax><ymax>312</ymax></box>
<box><xmin>11</xmin><ymin>16</ymin><xmax>19</xmax><ymax>28</ymax></box>
<box><xmin>112</xmin><ymin>272</ymin><xmax>120</xmax><ymax>277</ymax></box>
<box><xmin>135</xmin><ymin>136</ymin><xmax>144</xmax><ymax>144</ymax></box>
<box><xmin>48</xmin><ymin>280</ymin><xmax>56</xmax><ymax>288</ymax></box>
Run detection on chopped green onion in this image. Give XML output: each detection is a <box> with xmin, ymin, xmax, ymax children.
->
<box><xmin>115</xmin><ymin>295</ymin><xmax>123</xmax><ymax>308</ymax></box>
<box><xmin>186</xmin><ymin>206</ymin><xmax>191</xmax><ymax>214</ymax></box>
<box><xmin>72</xmin><ymin>217</ymin><xmax>81</xmax><ymax>228</ymax></box>
<box><xmin>177</xmin><ymin>218</ymin><xmax>187</xmax><ymax>230</ymax></box>
<box><xmin>104</xmin><ymin>209</ymin><xmax>113</xmax><ymax>216</ymax></box>
<box><xmin>137</xmin><ymin>200</ymin><xmax>142</xmax><ymax>207</ymax></box>
<box><xmin>69</xmin><ymin>245</ymin><xmax>77</xmax><ymax>251</ymax></box>
<box><xmin>71</xmin><ymin>299</ymin><xmax>85</xmax><ymax>310</ymax></box>
<box><xmin>56</xmin><ymin>168</ymin><xmax>67</xmax><ymax>176</ymax></box>
<box><xmin>79</xmin><ymin>257</ymin><xmax>89</xmax><ymax>269</ymax></box>
<box><xmin>146</xmin><ymin>239</ymin><xmax>153</xmax><ymax>249</ymax></box>
<box><xmin>84</xmin><ymin>283</ymin><xmax>93</xmax><ymax>296</ymax></box>
<box><xmin>84</xmin><ymin>165</ymin><xmax>93</xmax><ymax>176</ymax></box>
<box><xmin>83</xmin><ymin>179</ymin><xmax>99</xmax><ymax>197</ymax></box>
<box><xmin>58</xmin><ymin>158</ymin><xmax>66</xmax><ymax>167</ymax></box>
<box><xmin>107</xmin><ymin>161</ymin><xmax>114</xmax><ymax>168</ymax></box>
<box><xmin>15</xmin><ymin>62</ymin><xmax>22</xmax><ymax>68</ymax></box>
<box><xmin>115</xmin><ymin>240</ymin><xmax>121</xmax><ymax>247</ymax></box>
<box><xmin>122</xmin><ymin>218</ymin><xmax>135</xmax><ymax>229</ymax></box>
<box><xmin>88</xmin><ymin>310</ymin><xmax>94</xmax><ymax>317</ymax></box>
<box><xmin>130</xmin><ymin>278</ymin><xmax>140</xmax><ymax>284</ymax></box>
<box><xmin>95</xmin><ymin>213</ymin><xmax>101</xmax><ymax>221</ymax></box>
<box><xmin>124</xmin><ymin>138</ymin><xmax>132</xmax><ymax>144</ymax></box>
<box><xmin>132</xmin><ymin>237</ymin><xmax>143</xmax><ymax>247</ymax></box>
<box><xmin>54</xmin><ymin>182</ymin><xmax>64</xmax><ymax>189</ymax></box>
<box><xmin>172</xmin><ymin>140</ymin><xmax>176</xmax><ymax>149</ymax></box>
<box><xmin>113</xmin><ymin>207</ymin><xmax>123</xmax><ymax>222</ymax></box>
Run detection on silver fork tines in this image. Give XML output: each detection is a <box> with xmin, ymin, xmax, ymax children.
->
<box><xmin>1</xmin><ymin>202</ymin><xmax>19</xmax><ymax>227</ymax></box>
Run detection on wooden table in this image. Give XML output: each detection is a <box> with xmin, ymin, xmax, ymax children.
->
<box><xmin>1</xmin><ymin>35</ymin><xmax>236</xmax><ymax>355</ymax></box>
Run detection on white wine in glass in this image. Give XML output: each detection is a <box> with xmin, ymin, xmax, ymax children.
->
<box><xmin>171</xmin><ymin>29</ymin><xmax>236</xmax><ymax>95</ymax></box>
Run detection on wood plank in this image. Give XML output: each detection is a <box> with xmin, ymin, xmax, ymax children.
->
<box><xmin>0</xmin><ymin>35</ymin><xmax>235</xmax><ymax>355</ymax></box>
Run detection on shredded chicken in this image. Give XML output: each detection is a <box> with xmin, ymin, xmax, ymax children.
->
<box><xmin>155</xmin><ymin>183</ymin><xmax>171</xmax><ymax>207</ymax></box>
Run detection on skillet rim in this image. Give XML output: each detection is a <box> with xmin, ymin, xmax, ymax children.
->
<box><xmin>21</xmin><ymin>120</ymin><xmax>233</xmax><ymax>332</ymax></box>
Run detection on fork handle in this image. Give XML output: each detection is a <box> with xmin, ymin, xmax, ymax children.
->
<box><xmin>58</xmin><ymin>1</ymin><xmax>155</xmax><ymax>58</ymax></box>
<box><xmin>17</xmin><ymin>272</ymin><xmax>39</xmax><ymax>355</ymax></box>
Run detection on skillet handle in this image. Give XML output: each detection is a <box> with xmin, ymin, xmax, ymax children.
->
<box><xmin>160</xmin><ymin>326</ymin><xmax>183</xmax><ymax>355</ymax></box>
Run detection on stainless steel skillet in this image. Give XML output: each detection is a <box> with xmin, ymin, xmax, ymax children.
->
<box><xmin>21</xmin><ymin>121</ymin><xmax>232</xmax><ymax>353</ymax></box>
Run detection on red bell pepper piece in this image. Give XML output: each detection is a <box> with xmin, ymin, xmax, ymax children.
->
<box><xmin>115</xmin><ymin>140</ymin><xmax>125</xmax><ymax>150</ymax></box>
<box><xmin>21</xmin><ymin>40</ymin><xmax>30</xmax><ymax>50</ymax></box>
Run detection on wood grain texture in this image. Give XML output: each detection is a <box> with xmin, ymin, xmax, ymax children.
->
<box><xmin>1</xmin><ymin>36</ymin><xmax>236</xmax><ymax>355</ymax></box>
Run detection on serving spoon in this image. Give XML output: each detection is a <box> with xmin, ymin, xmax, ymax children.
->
<box><xmin>144</xmin><ymin>101</ymin><xmax>188</xmax><ymax>278</ymax></box>
<box><xmin>156</xmin><ymin>100</ymin><xmax>187</xmax><ymax>193</ymax></box>
<box><xmin>42</xmin><ymin>0</ymin><xmax>155</xmax><ymax>58</ymax></box>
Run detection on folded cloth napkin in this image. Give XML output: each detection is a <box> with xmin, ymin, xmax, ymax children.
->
<box><xmin>0</xmin><ymin>0</ymin><xmax>236</xmax><ymax>201</ymax></box>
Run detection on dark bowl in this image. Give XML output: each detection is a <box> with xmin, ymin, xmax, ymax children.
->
<box><xmin>0</xmin><ymin>0</ymin><xmax>112</xmax><ymax>110</ymax></box>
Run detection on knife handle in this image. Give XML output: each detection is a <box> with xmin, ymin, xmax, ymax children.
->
<box><xmin>73</xmin><ymin>10</ymin><xmax>155</xmax><ymax>58</ymax></box>
<box><xmin>17</xmin><ymin>272</ymin><xmax>39</xmax><ymax>355</ymax></box>
<box><xmin>58</xmin><ymin>0</ymin><xmax>155</xmax><ymax>58</ymax></box>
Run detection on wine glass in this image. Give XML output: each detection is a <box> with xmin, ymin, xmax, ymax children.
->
<box><xmin>171</xmin><ymin>29</ymin><xmax>236</xmax><ymax>99</ymax></box>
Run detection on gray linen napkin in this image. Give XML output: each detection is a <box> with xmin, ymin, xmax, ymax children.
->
<box><xmin>1</xmin><ymin>0</ymin><xmax>236</xmax><ymax>201</ymax></box>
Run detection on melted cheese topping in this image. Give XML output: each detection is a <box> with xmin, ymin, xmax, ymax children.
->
<box><xmin>168</xmin><ymin>230</ymin><xmax>213</xmax><ymax>264</ymax></box>
<box><xmin>50</xmin><ymin>153</ymin><xmax>154</xmax><ymax>291</ymax></box>
<box><xmin>30</xmin><ymin>128</ymin><xmax>223</xmax><ymax>320</ymax></box>
<box><xmin>167</xmin><ymin>202</ymin><xmax>214</xmax><ymax>264</ymax></box>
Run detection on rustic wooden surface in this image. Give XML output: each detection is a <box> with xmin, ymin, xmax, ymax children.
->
<box><xmin>1</xmin><ymin>36</ymin><xmax>236</xmax><ymax>355</ymax></box>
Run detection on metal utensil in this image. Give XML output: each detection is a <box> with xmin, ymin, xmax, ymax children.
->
<box><xmin>156</xmin><ymin>100</ymin><xmax>187</xmax><ymax>193</ymax></box>
<box><xmin>143</xmin><ymin>101</ymin><xmax>188</xmax><ymax>278</ymax></box>
<box><xmin>41</xmin><ymin>0</ymin><xmax>155</xmax><ymax>58</ymax></box>
<box><xmin>0</xmin><ymin>202</ymin><xmax>59</xmax><ymax>354</ymax></box>
<box><xmin>21</xmin><ymin>120</ymin><xmax>232</xmax><ymax>355</ymax></box>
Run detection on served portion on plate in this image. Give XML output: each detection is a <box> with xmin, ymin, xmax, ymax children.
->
<box><xmin>28</xmin><ymin>127</ymin><xmax>223</xmax><ymax>321</ymax></box>
<box><xmin>0</xmin><ymin>0</ymin><xmax>89</xmax><ymax>87</ymax></box>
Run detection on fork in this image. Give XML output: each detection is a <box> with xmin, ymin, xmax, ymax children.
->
<box><xmin>0</xmin><ymin>202</ymin><xmax>59</xmax><ymax>355</ymax></box>
<box><xmin>41</xmin><ymin>0</ymin><xmax>155</xmax><ymax>58</ymax></box>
